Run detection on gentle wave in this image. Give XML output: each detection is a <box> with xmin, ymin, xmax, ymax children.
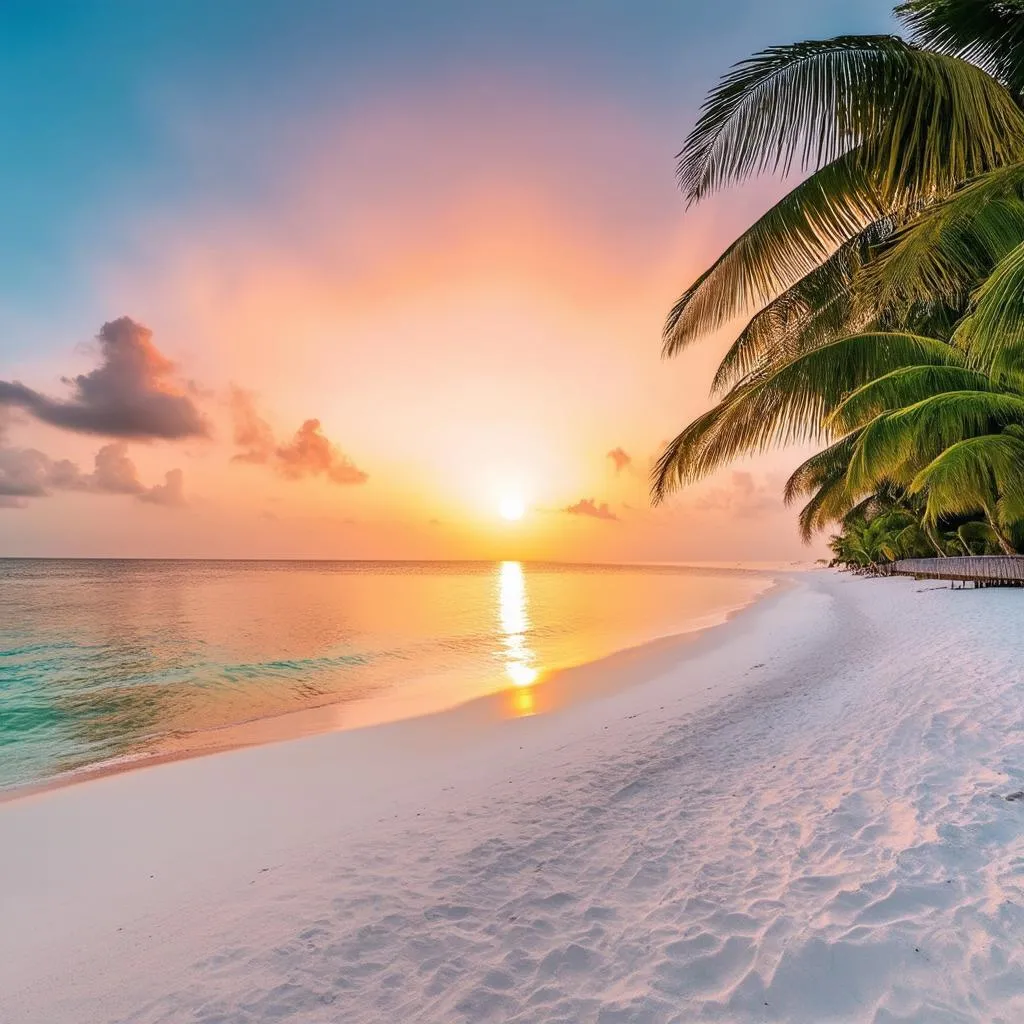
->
<box><xmin>0</xmin><ymin>559</ymin><xmax>771</xmax><ymax>789</ymax></box>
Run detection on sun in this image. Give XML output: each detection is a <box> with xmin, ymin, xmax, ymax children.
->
<box><xmin>499</xmin><ymin>495</ymin><xmax>526</xmax><ymax>521</ymax></box>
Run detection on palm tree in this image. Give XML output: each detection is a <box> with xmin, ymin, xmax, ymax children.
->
<box><xmin>827</xmin><ymin>505</ymin><xmax>933</xmax><ymax>572</ymax></box>
<box><xmin>654</xmin><ymin>0</ymin><xmax>1024</xmax><ymax>554</ymax></box>
<box><xmin>663</xmin><ymin>14</ymin><xmax>1024</xmax><ymax>360</ymax></box>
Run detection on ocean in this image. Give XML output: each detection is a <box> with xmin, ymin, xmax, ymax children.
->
<box><xmin>0</xmin><ymin>559</ymin><xmax>770</xmax><ymax>791</ymax></box>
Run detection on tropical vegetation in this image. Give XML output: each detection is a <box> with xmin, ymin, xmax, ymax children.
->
<box><xmin>653</xmin><ymin>0</ymin><xmax>1024</xmax><ymax>570</ymax></box>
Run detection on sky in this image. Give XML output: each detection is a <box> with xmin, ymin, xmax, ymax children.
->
<box><xmin>0</xmin><ymin>0</ymin><xmax>897</xmax><ymax>562</ymax></box>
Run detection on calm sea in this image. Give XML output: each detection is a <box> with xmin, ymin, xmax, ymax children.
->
<box><xmin>0</xmin><ymin>559</ymin><xmax>770</xmax><ymax>791</ymax></box>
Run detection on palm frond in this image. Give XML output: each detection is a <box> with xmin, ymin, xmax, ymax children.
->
<box><xmin>663</xmin><ymin>153</ymin><xmax>884</xmax><ymax>356</ymax></box>
<box><xmin>678</xmin><ymin>34</ymin><xmax>1024</xmax><ymax>204</ymax></box>
<box><xmin>842</xmin><ymin>487</ymin><xmax>907</xmax><ymax>525</ymax></box>
<box><xmin>897</xmin><ymin>0</ymin><xmax>1024</xmax><ymax>92</ymax></box>
<box><xmin>955</xmin><ymin>518</ymin><xmax>999</xmax><ymax>555</ymax></box>
<box><xmin>863</xmin><ymin>162</ymin><xmax>1024</xmax><ymax>312</ymax></box>
<box><xmin>785</xmin><ymin>433</ymin><xmax>870</xmax><ymax>542</ymax></box>
<box><xmin>784</xmin><ymin>431</ymin><xmax>863</xmax><ymax>504</ymax></box>
<box><xmin>849</xmin><ymin>391</ymin><xmax>1024</xmax><ymax>489</ymax></box>
<box><xmin>828</xmin><ymin>363</ymin><xmax>992</xmax><ymax>432</ymax></box>
<box><xmin>653</xmin><ymin>332</ymin><xmax>957</xmax><ymax>500</ymax></box>
<box><xmin>797</xmin><ymin>472</ymin><xmax>860</xmax><ymax>542</ymax></box>
<box><xmin>710</xmin><ymin>220</ymin><xmax>893</xmax><ymax>392</ymax></box>
<box><xmin>909</xmin><ymin>431</ymin><xmax>1024</xmax><ymax>524</ymax></box>
<box><xmin>955</xmin><ymin>237</ymin><xmax>1024</xmax><ymax>382</ymax></box>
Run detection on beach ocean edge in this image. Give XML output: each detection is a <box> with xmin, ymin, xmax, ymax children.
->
<box><xmin>0</xmin><ymin>563</ymin><xmax>791</xmax><ymax>805</ymax></box>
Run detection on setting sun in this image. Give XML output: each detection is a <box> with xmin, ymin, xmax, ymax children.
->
<box><xmin>498</xmin><ymin>495</ymin><xmax>526</xmax><ymax>521</ymax></box>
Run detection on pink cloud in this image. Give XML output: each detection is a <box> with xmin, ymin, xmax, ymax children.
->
<box><xmin>606</xmin><ymin>447</ymin><xmax>632</xmax><ymax>473</ymax></box>
<box><xmin>0</xmin><ymin>318</ymin><xmax>207</xmax><ymax>440</ymax></box>
<box><xmin>692</xmin><ymin>471</ymin><xmax>780</xmax><ymax>519</ymax></box>
<box><xmin>0</xmin><ymin>439</ymin><xmax>185</xmax><ymax>508</ymax></box>
<box><xmin>566</xmin><ymin>498</ymin><xmax>619</xmax><ymax>522</ymax></box>
<box><xmin>230</xmin><ymin>388</ymin><xmax>368</xmax><ymax>486</ymax></box>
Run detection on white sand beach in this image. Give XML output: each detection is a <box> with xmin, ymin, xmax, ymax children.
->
<box><xmin>2</xmin><ymin>570</ymin><xmax>1023</xmax><ymax>1023</ymax></box>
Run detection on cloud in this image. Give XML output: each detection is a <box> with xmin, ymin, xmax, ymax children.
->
<box><xmin>230</xmin><ymin>387</ymin><xmax>276</xmax><ymax>463</ymax></box>
<box><xmin>277</xmin><ymin>420</ymin><xmax>368</xmax><ymax>484</ymax></box>
<box><xmin>606</xmin><ymin>447</ymin><xmax>632</xmax><ymax>473</ymax></box>
<box><xmin>92</xmin><ymin>442</ymin><xmax>146</xmax><ymax>494</ymax></box>
<box><xmin>0</xmin><ymin>439</ymin><xmax>185</xmax><ymax>508</ymax></box>
<box><xmin>230</xmin><ymin>388</ymin><xmax>369</xmax><ymax>486</ymax></box>
<box><xmin>692</xmin><ymin>471</ymin><xmax>779</xmax><ymax>519</ymax></box>
<box><xmin>0</xmin><ymin>446</ymin><xmax>66</xmax><ymax>498</ymax></box>
<box><xmin>0</xmin><ymin>317</ymin><xmax>208</xmax><ymax>440</ymax></box>
<box><xmin>139</xmin><ymin>468</ymin><xmax>186</xmax><ymax>507</ymax></box>
<box><xmin>565</xmin><ymin>498</ymin><xmax>619</xmax><ymax>521</ymax></box>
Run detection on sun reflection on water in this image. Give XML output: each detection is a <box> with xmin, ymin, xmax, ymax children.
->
<box><xmin>497</xmin><ymin>561</ymin><xmax>538</xmax><ymax>714</ymax></box>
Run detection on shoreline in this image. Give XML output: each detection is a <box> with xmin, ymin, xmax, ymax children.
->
<box><xmin>7</xmin><ymin>569</ymin><xmax>1020</xmax><ymax>1022</ymax></box>
<box><xmin>2</xmin><ymin>571</ymin><xmax>820</xmax><ymax>1015</ymax></box>
<box><xmin>1</xmin><ymin>572</ymin><xmax>786</xmax><ymax>805</ymax></box>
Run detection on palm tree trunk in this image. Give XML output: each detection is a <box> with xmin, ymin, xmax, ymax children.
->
<box><xmin>983</xmin><ymin>505</ymin><xmax>1017</xmax><ymax>555</ymax></box>
<box><xmin>923</xmin><ymin>520</ymin><xmax>947</xmax><ymax>557</ymax></box>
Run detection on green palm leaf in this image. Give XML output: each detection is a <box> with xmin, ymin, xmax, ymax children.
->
<box><xmin>663</xmin><ymin>153</ymin><xmax>885</xmax><ymax>355</ymax></box>
<box><xmin>909</xmin><ymin>431</ymin><xmax>1024</xmax><ymax>538</ymax></box>
<box><xmin>678</xmin><ymin>34</ymin><xmax>1024</xmax><ymax>204</ymax></box>
<box><xmin>897</xmin><ymin>0</ymin><xmax>1024</xmax><ymax>92</ymax></box>
<box><xmin>864</xmin><ymin>162</ymin><xmax>1024</xmax><ymax>313</ymax></box>
<box><xmin>784</xmin><ymin>431</ymin><xmax>863</xmax><ymax>504</ymax></box>
<box><xmin>709</xmin><ymin>220</ymin><xmax>892</xmax><ymax>392</ymax></box>
<box><xmin>798</xmin><ymin>475</ymin><xmax>858</xmax><ymax>543</ymax></box>
<box><xmin>955</xmin><ymin>518</ymin><xmax>1001</xmax><ymax>555</ymax></box>
<box><xmin>827</xmin><ymin>363</ymin><xmax>992</xmax><ymax>432</ymax></box>
<box><xmin>653</xmin><ymin>332</ymin><xmax>956</xmax><ymax>500</ymax></box>
<box><xmin>849</xmin><ymin>390</ymin><xmax>1024</xmax><ymax>489</ymax></box>
<box><xmin>955</xmin><ymin>237</ymin><xmax>1024</xmax><ymax>382</ymax></box>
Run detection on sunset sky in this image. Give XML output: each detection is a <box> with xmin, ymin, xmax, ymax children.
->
<box><xmin>0</xmin><ymin>0</ymin><xmax>895</xmax><ymax>561</ymax></box>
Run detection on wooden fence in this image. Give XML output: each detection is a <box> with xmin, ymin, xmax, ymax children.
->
<box><xmin>890</xmin><ymin>556</ymin><xmax>1024</xmax><ymax>585</ymax></box>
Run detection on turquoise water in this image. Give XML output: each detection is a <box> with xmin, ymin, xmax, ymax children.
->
<box><xmin>0</xmin><ymin>559</ymin><xmax>768</xmax><ymax>790</ymax></box>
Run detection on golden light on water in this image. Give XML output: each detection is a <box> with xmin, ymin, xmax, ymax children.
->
<box><xmin>505</xmin><ymin>660</ymin><xmax>538</xmax><ymax>687</ymax></box>
<box><xmin>497</xmin><ymin>560</ymin><xmax>538</xmax><ymax>714</ymax></box>
<box><xmin>511</xmin><ymin>685</ymin><xmax>535</xmax><ymax>716</ymax></box>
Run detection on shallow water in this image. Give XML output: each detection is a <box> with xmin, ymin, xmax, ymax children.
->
<box><xmin>0</xmin><ymin>559</ymin><xmax>768</xmax><ymax>789</ymax></box>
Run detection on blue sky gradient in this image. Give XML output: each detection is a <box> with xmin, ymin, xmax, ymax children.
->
<box><xmin>0</xmin><ymin>0</ymin><xmax>894</xmax><ymax>355</ymax></box>
<box><xmin>0</xmin><ymin>1</ymin><xmax>901</xmax><ymax>559</ymax></box>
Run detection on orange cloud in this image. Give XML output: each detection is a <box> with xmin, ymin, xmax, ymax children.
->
<box><xmin>606</xmin><ymin>447</ymin><xmax>632</xmax><ymax>473</ymax></box>
<box><xmin>139</xmin><ymin>468</ymin><xmax>187</xmax><ymax>507</ymax></box>
<box><xmin>566</xmin><ymin>498</ymin><xmax>619</xmax><ymax>522</ymax></box>
<box><xmin>230</xmin><ymin>388</ymin><xmax>368</xmax><ymax>486</ymax></box>
<box><xmin>277</xmin><ymin>420</ymin><xmax>368</xmax><ymax>485</ymax></box>
<box><xmin>692</xmin><ymin>471</ymin><xmax>780</xmax><ymax>519</ymax></box>
<box><xmin>0</xmin><ymin>318</ymin><xmax>207</xmax><ymax>440</ymax></box>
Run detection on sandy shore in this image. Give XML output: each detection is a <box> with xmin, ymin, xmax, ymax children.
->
<box><xmin>3</xmin><ymin>571</ymin><xmax>1023</xmax><ymax>1022</ymax></box>
<box><xmin>1</xmin><ymin>571</ymin><xmax>776</xmax><ymax>803</ymax></box>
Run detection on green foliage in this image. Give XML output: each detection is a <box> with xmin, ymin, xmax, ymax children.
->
<box><xmin>955</xmin><ymin>237</ymin><xmax>1024</xmax><ymax>383</ymax></box>
<box><xmin>710</xmin><ymin>220</ymin><xmax>891</xmax><ymax>393</ymax></box>
<box><xmin>785</xmin><ymin>434</ymin><xmax>867</xmax><ymax>543</ymax></box>
<box><xmin>654</xmin><ymin>1</ymin><xmax>1024</xmax><ymax>556</ymax></box>
<box><xmin>863</xmin><ymin>162</ymin><xmax>1024</xmax><ymax>314</ymax></box>
<box><xmin>909</xmin><ymin>432</ymin><xmax>1024</xmax><ymax>540</ymax></box>
<box><xmin>677</xmin><ymin>35</ymin><xmax>1024</xmax><ymax>204</ymax></box>
<box><xmin>848</xmin><ymin>391</ymin><xmax>1024</xmax><ymax>490</ymax></box>
<box><xmin>654</xmin><ymin>332</ymin><xmax>961</xmax><ymax>499</ymax></box>
<box><xmin>897</xmin><ymin>1</ymin><xmax>1024</xmax><ymax>93</ymax></box>
<box><xmin>827</xmin><ymin>505</ymin><xmax>936</xmax><ymax>570</ymax></box>
<box><xmin>827</xmin><ymin>364</ymin><xmax>988</xmax><ymax>432</ymax></box>
<box><xmin>663</xmin><ymin>154</ymin><xmax>886</xmax><ymax>355</ymax></box>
